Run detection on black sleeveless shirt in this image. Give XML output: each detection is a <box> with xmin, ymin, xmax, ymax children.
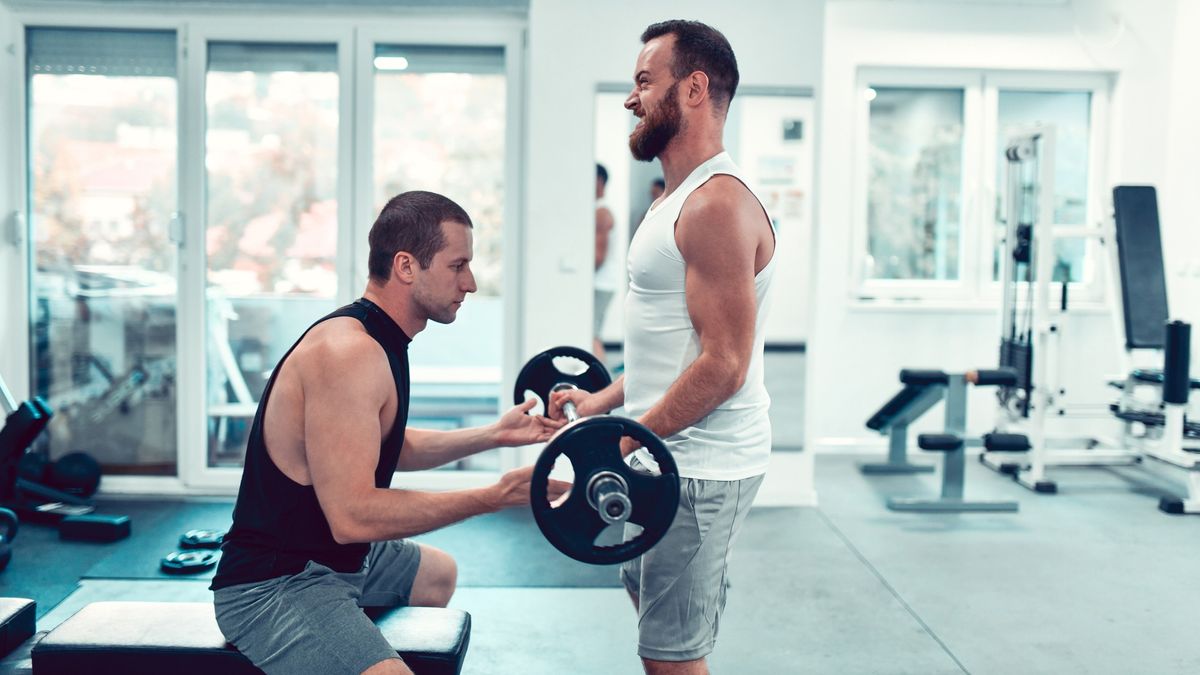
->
<box><xmin>211</xmin><ymin>298</ymin><xmax>410</xmax><ymax>590</ymax></box>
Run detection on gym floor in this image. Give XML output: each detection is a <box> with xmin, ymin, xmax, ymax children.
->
<box><xmin>5</xmin><ymin>352</ymin><xmax>1200</xmax><ymax>674</ymax></box>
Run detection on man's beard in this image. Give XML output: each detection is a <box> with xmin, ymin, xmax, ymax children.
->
<box><xmin>629</xmin><ymin>81</ymin><xmax>682</xmax><ymax>162</ymax></box>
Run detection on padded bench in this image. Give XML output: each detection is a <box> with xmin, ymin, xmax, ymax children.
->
<box><xmin>31</xmin><ymin>601</ymin><xmax>470</xmax><ymax>675</ymax></box>
<box><xmin>0</xmin><ymin>598</ymin><xmax>36</xmax><ymax>659</ymax></box>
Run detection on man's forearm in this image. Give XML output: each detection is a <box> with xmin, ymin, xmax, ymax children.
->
<box><xmin>333</xmin><ymin>486</ymin><xmax>497</xmax><ymax>543</ymax></box>
<box><xmin>398</xmin><ymin>426</ymin><xmax>499</xmax><ymax>471</ymax></box>
<box><xmin>637</xmin><ymin>353</ymin><xmax>743</xmax><ymax>442</ymax></box>
<box><xmin>592</xmin><ymin>375</ymin><xmax>625</xmax><ymax>414</ymax></box>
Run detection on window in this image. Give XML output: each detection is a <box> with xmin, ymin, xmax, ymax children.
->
<box><xmin>855</xmin><ymin>70</ymin><xmax>1108</xmax><ymax>302</ymax></box>
<box><xmin>994</xmin><ymin>89</ymin><xmax>1093</xmax><ymax>283</ymax></box>
<box><xmin>204</xmin><ymin>42</ymin><xmax>341</xmax><ymax>468</ymax></box>
<box><xmin>373</xmin><ymin>44</ymin><xmax>507</xmax><ymax>471</ymax></box>
<box><xmin>19</xmin><ymin>17</ymin><xmax>522</xmax><ymax>488</ymax></box>
<box><xmin>27</xmin><ymin>27</ymin><xmax>179</xmax><ymax>475</ymax></box>
<box><xmin>866</xmin><ymin>87</ymin><xmax>965</xmax><ymax>281</ymax></box>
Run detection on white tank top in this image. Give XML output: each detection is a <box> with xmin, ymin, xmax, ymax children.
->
<box><xmin>623</xmin><ymin>152</ymin><xmax>776</xmax><ymax>480</ymax></box>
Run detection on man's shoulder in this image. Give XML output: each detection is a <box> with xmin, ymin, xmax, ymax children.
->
<box><xmin>677</xmin><ymin>174</ymin><xmax>763</xmax><ymax>235</ymax></box>
<box><xmin>296</xmin><ymin>318</ymin><xmax>383</xmax><ymax>372</ymax></box>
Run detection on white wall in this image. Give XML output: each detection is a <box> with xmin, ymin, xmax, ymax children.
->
<box><xmin>1161</xmin><ymin>0</ymin><xmax>1200</xmax><ymax>354</ymax></box>
<box><xmin>0</xmin><ymin>4</ymin><xmax>26</xmax><ymax>400</ymax></box>
<box><xmin>808</xmin><ymin>0</ymin><xmax>1181</xmax><ymax>452</ymax></box>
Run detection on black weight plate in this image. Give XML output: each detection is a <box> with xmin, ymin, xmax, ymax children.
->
<box><xmin>179</xmin><ymin>529</ymin><xmax>225</xmax><ymax>549</ymax></box>
<box><xmin>160</xmin><ymin>550</ymin><xmax>219</xmax><ymax>575</ymax></box>
<box><xmin>530</xmin><ymin>416</ymin><xmax>678</xmax><ymax>565</ymax></box>
<box><xmin>514</xmin><ymin>346</ymin><xmax>612</xmax><ymax>410</ymax></box>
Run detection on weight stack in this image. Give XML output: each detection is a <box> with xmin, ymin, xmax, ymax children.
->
<box><xmin>1164</xmin><ymin>320</ymin><xmax>1191</xmax><ymax>405</ymax></box>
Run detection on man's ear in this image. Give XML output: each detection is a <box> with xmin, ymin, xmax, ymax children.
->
<box><xmin>393</xmin><ymin>251</ymin><xmax>418</xmax><ymax>283</ymax></box>
<box><xmin>686</xmin><ymin>71</ymin><xmax>709</xmax><ymax>108</ymax></box>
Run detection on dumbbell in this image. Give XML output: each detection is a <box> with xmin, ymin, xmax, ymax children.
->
<box><xmin>515</xmin><ymin>346</ymin><xmax>679</xmax><ymax>565</ymax></box>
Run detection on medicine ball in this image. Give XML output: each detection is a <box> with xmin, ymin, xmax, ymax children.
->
<box><xmin>47</xmin><ymin>452</ymin><xmax>102</xmax><ymax>498</ymax></box>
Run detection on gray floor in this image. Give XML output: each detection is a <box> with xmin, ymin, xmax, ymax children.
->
<box><xmin>11</xmin><ymin>352</ymin><xmax>1200</xmax><ymax>674</ymax></box>
<box><xmin>14</xmin><ymin>453</ymin><xmax>1200</xmax><ymax>674</ymax></box>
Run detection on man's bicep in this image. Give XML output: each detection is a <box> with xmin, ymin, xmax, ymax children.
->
<box><xmin>684</xmin><ymin>251</ymin><xmax>756</xmax><ymax>354</ymax></box>
<box><xmin>303</xmin><ymin>354</ymin><xmax>387</xmax><ymax>517</ymax></box>
<box><xmin>679</xmin><ymin>199</ymin><xmax>758</xmax><ymax>353</ymax></box>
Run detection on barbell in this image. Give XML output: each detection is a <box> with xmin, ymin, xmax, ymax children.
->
<box><xmin>515</xmin><ymin>346</ymin><xmax>679</xmax><ymax>565</ymax></box>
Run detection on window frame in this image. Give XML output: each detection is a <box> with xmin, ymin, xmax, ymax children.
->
<box><xmin>978</xmin><ymin>71</ymin><xmax>1113</xmax><ymax>306</ymax></box>
<box><xmin>180</xmin><ymin>21</ymin><xmax>357</xmax><ymax>491</ymax></box>
<box><xmin>10</xmin><ymin>9</ymin><xmax>527</xmax><ymax>494</ymax></box>
<box><xmin>852</xmin><ymin>67</ymin><xmax>1112</xmax><ymax>310</ymax></box>
<box><xmin>852</xmin><ymin>68</ymin><xmax>983</xmax><ymax>303</ymax></box>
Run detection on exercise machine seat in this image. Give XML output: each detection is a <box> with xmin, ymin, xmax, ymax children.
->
<box><xmin>1129</xmin><ymin>369</ymin><xmax>1200</xmax><ymax>389</ymax></box>
<box><xmin>899</xmin><ymin>369</ymin><xmax>948</xmax><ymax>386</ymax></box>
<box><xmin>0</xmin><ymin>598</ymin><xmax>35</xmax><ymax>659</ymax></box>
<box><xmin>31</xmin><ymin>601</ymin><xmax>470</xmax><ymax>675</ymax></box>
<box><xmin>982</xmin><ymin>433</ymin><xmax>1031</xmax><ymax>452</ymax></box>
<box><xmin>917</xmin><ymin>434</ymin><xmax>963</xmax><ymax>452</ymax></box>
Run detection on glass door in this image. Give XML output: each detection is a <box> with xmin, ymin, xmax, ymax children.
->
<box><xmin>180</xmin><ymin>26</ymin><xmax>354</xmax><ymax>487</ymax></box>
<box><xmin>25</xmin><ymin>27</ymin><xmax>181</xmax><ymax>476</ymax></box>
<box><xmin>357</xmin><ymin>24</ymin><xmax>525</xmax><ymax>480</ymax></box>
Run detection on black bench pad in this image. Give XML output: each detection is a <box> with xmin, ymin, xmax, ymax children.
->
<box><xmin>0</xmin><ymin>598</ymin><xmax>36</xmax><ymax>659</ymax></box>
<box><xmin>899</xmin><ymin>369</ymin><xmax>948</xmax><ymax>386</ymax></box>
<box><xmin>31</xmin><ymin>601</ymin><xmax>470</xmax><ymax>675</ymax></box>
<box><xmin>917</xmin><ymin>434</ymin><xmax>963</xmax><ymax>451</ymax></box>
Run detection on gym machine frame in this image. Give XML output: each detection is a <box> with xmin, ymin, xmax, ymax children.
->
<box><xmin>982</xmin><ymin>129</ymin><xmax>1137</xmax><ymax>492</ymax></box>
<box><xmin>1107</xmin><ymin>185</ymin><xmax>1200</xmax><ymax>513</ymax></box>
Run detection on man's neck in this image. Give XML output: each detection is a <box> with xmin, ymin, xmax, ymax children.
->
<box><xmin>362</xmin><ymin>285</ymin><xmax>427</xmax><ymax>338</ymax></box>
<box><xmin>658</xmin><ymin>130</ymin><xmax>725</xmax><ymax>198</ymax></box>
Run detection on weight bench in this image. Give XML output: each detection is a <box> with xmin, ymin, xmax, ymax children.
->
<box><xmin>886</xmin><ymin>369</ymin><xmax>1027</xmax><ymax>512</ymax></box>
<box><xmin>0</xmin><ymin>598</ymin><xmax>35</xmax><ymax>659</ymax></box>
<box><xmin>862</xmin><ymin>369</ymin><xmax>948</xmax><ymax>474</ymax></box>
<box><xmin>31</xmin><ymin>602</ymin><xmax>470</xmax><ymax>675</ymax></box>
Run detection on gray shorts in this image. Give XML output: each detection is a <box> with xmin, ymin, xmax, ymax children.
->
<box><xmin>213</xmin><ymin>539</ymin><xmax>422</xmax><ymax>675</ymax></box>
<box><xmin>620</xmin><ymin>462</ymin><xmax>764</xmax><ymax>662</ymax></box>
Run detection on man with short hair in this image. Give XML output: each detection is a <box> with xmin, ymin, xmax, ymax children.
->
<box><xmin>212</xmin><ymin>190</ymin><xmax>569</xmax><ymax>675</ymax></box>
<box><xmin>552</xmin><ymin>20</ymin><xmax>776</xmax><ymax>675</ymax></box>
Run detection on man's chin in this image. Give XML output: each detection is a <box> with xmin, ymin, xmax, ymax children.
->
<box><xmin>431</xmin><ymin>308</ymin><xmax>459</xmax><ymax>325</ymax></box>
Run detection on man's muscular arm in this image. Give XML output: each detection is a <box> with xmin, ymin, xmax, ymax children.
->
<box><xmin>397</xmin><ymin>398</ymin><xmax>561</xmax><ymax>471</ymax></box>
<box><xmin>303</xmin><ymin>333</ymin><xmax>559</xmax><ymax>543</ymax></box>
<box><xmin>634</xmin><ymin>176</ymin><xmax>764</xmax><ymax>446</ymax></box>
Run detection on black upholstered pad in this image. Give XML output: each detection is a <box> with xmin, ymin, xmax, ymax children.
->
<box><xmin>31</xmin><ymin>601</ymin><xmax>470</xmax><ymax>675</ymax></box>
<box><xmin>899</xmin><ymin>369</ymin><xmax>948</xmax><ymax>386</ymax></box>
<box><xmin>917</xmin><ymin>434</ymin><xmax>963</xmax><ymax>451</ymax></box>
<box><xmin>0</xmin><ymin>598</ymin><xmax>36</xmax><ymax>658</ymax></box>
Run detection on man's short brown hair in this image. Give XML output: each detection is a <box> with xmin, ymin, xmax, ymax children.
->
<box><xmin>368</xmin><ymin>191</ymin><xmax>472</xmax><ymax>281</ymax></box>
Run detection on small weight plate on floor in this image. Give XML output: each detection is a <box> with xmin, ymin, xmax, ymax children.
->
<box><xmin>179</xmin><ymin>529</ymin><xmax>225</xmax><ymax>549</ymax></box>
<box><xmin>161</xmin><ymin>550</ymin><xmax>219</xmax><ymax>574</ymax></box>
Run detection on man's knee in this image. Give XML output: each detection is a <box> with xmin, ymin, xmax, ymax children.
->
<box><xmin>411</xmin><ymin>545</ymin><xmax>457</xmax><ymax>607</ymax></box>
<box><xmin>642</xmin><ymin>656</ymin><xmax>708</xmax><ymax>675</ymax></box>
<box><xmin>362</xmin><ymin>657</ymin><xmax>413</xmax><ymax>675</ymax></box>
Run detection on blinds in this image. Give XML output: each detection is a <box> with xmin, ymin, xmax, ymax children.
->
<box><xmin>27</xmin><ymin>27</ymin><xmax>177</xmax><ymax>77</ymax></box>
<box><xmin>374</xmin><ymin>45</ymin><xmax>504</xmax><ymax>74</ymax></box>
<box><xmin>208</xmin><ymin>42</ymin><xmax>337</xmax><ymax>73</ymax></box>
